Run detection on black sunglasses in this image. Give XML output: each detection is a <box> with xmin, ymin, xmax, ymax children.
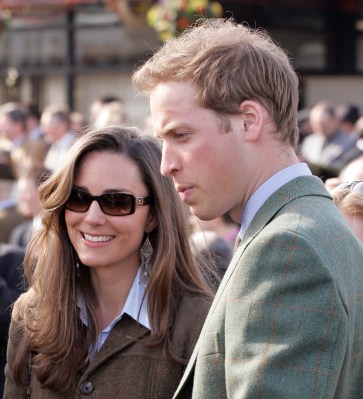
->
<box><xmin>335</xmin><ymin>180</ymin><xmax>363</xmax><ymax>194</ymax></box>
<box><xmin>66</xmin><ymin>188</ymin><xmax>152</xmax><ymax>216</ymax></box>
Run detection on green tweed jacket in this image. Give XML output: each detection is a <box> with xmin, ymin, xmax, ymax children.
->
<box><xmin>174</xmin><ymin>176</ymin><xmax>363</xmax><ymax>399</ymax></box>
<box><xmin>4</xmin><ymin>295</ymin><xmax>211</xmax><ymax>398</ymax></box>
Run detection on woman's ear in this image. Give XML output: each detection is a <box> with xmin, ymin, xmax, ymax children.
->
<box><xmin>240</xmin><ymin>100</ymin><xmax>264</xmax><ymax>142</ymax></box>
<box><xmin>146</xmin><ymin>210</ymin><xmax>158</xmax><ymax>233</ymax></box>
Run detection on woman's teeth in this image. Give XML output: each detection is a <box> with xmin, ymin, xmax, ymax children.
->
<box><xmin>84</xmin><ymin>234</ymin><xmax>114</xmax><ymax>242</ymax></box>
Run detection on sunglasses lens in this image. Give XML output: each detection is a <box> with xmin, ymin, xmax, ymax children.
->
<box><xmin>101</xmin><ymin>193</ymin><xmax>134</xmax><ymax>216</ymax></box>
<box><xmin>66</xmin><ymin>190</ymin><xmax>91</xmax><ymax>212</ymax></box>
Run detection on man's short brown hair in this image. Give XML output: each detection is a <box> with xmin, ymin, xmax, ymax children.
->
<box><xmin>133</xmin><ymin>18</ymin><xmax>299</xmax><ymax>147</ymax></box>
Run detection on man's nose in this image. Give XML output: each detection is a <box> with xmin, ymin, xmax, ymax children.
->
<box><xmin>160</xmin><ymin>142</ymin><xmax>179</xmax><ymax>177</ymax></box>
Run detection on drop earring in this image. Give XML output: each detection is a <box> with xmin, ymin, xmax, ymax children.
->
<box><xmin>140</xmin><ymin>234</ymin><xmax>153</xmax><ymax>285</ymax></box>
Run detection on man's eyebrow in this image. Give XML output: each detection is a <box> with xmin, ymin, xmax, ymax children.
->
<box><xmin>157</xmin><ymin>123</ymin><xmax>191</xmax><ymax>139</ymax></box>
<box><xmin>155</xmin><ymin>126</ymin><xmax>175</xmax><ymax>140</ymax></box>
<box><xmin>157</xmin><ymin>128</ymin><xmax>174</xmax><ymax>139</ymax></box>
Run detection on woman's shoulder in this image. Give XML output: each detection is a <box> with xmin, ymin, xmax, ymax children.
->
<box><xmin>170</xmin><ymin>294</ymin><xmax>211</xmax><ymax>358</ymax></box>
<box><xmin>173</xmin><ymin>294</ymin><xmax>212</xmax><ymax>335</ymax></box>
<box><xmin>177</xmin><ymin>294</ymin><xmax>212</xmax><ymax>320</ymax></box>
<box><xmin>11</xmin><ymin>291</ymin><xmax>31</xmax><ymax>323</ymax></box>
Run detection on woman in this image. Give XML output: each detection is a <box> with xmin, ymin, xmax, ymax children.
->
<box><xmin>4</xmin><ymin>126</ymin><xmax>213</xmax><ymax>398</ymax></box>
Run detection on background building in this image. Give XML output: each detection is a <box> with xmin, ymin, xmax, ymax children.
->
<box><xmin>1</xmin><ymin>0</ymin><xmax>363</xmax><ymax>128</ymax></box>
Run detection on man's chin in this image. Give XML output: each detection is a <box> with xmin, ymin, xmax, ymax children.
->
<box><xmin>190</xmin><ymin>206</ymin><xmax>219</xmax><ymax>222</ymax></box>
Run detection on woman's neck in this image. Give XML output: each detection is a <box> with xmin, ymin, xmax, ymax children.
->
<box><xmin>90</xmin><ymin>264</ymin><xmax>139</xmax><ymax>330</ymax></box>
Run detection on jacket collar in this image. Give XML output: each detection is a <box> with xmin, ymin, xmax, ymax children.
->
<box><xmin>205</xmin><ymin>175</ymin><xmax>331</xmax><ymax>331</ymax></box>
<box><xmin>240</xmin><ymin>175</ymin><xmax>330</xmax><ymax>247</ymax></box>
<box><xmin>83</xmin><ymin>314</ymin><xmax>150</xmax><ymax>376</ymax></box>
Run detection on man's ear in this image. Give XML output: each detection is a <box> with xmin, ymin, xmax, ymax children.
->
<box><xmin>240</xmin><ymin>100</ymin><xmax>264</xmax><ymax>142</ymax></box>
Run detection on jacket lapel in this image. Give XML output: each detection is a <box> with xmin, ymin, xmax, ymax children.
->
<box><xmin>205</xmin><ymin>176</ymin><xmax>330</xmax><ymax>334</ymax></box>
<box><xmin>84</xmin><ymin>314</ymin><xmax>150</xmax><ymax>376</ymax></box>
<box><xmin>240</xmin><ymin>175</ymin><xmax>330</xmax><ymax>244</ymax></box>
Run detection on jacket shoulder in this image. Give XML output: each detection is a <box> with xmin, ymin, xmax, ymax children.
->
<box><xmin>171</xmin><ymin>295</ymin><xmax>211</xmax><ymax>361</ymax></box>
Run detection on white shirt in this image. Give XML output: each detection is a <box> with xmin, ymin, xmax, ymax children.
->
<box><xmin>239</xmin><ymin>163</ymin><xmax>312</xmax><ymax>238</ymax></box>
<box><xmin>78</xmin><ymin>267</ymin><xmax>150</xmax><ymax>359</ymax></box>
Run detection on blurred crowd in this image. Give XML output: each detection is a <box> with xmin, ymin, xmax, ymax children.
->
<box><xmin>1</xmin><ymin>97</ymin><xmax>363</xmax><ymax>253</ymax></box>
<box><xmin>0</xmin><ymin>96</ymin><xmax>129</xmax><ymax>246</ymax></box>
<box><xmin>298</xmin><ymin>101</ymin><xmax>363</xmax><ymax>182</ymax></box>
<box><xmin>0</xmin><ymin>94</ymin><xmax>363</xmax><ymax>397</ymax></box>
<box><xmin>298</xmin><ymin>101</ymin><xmax>363</xmax><ymax>248</ymax></box>
<box><xmin>0</xmin><ymin>97</ymin><xmax>362</xmax><ymax>253</ymax></box>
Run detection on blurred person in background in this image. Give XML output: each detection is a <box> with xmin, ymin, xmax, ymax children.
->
<box><xmin>0</xmin><ymin>175</ymin><xmax>29</xmax><ymax>244</ymax></box>
<box><xmin>191</xmin><ymin>213</ymin><xmax>240</xmax><ymax>250</ymax></box>
<box><xmin>353</xmin><ymin>114</ymin><xmax>363</xmax><ymax>152</ymax></box>
<box><xmin>296</xmin><ymin>107</ymin><xmax>313</xmax><ymax>158</ymax></box>
<box><xmin>0</xmin><ymin>103</ymin><xmax>49</xmax><ymax>178</ymax></box>
<box><xmin>41</xmin><ymin>104</ymin><xmax>77</xmax><ymax>171</ymax></box>
<box><xmin>0</xmin><ymin>104</ymin><xmax>30</xmax><ymax>243</ymax></box>
<box><xmin>330</xmin><ymin>181</ymin><xmax>363</xmax><ymax>244</ymax></box>
<box><xmin>0</xmin><ymin>242</ymin><xmax>25</xmax><ymax>398</ymax></box>
<box><xmin>336</xmin><ymin>103</ymin><xmax>361</xmax><ymax>137</ymax></box>
<box><xmin>89</xmin><ymin>95</ymin><xmax>123</xmax><ymax>125</ymax></box>
<box><xmin>9</xmin><ymin>166</ymin><xmax>50</xmax><ymax>248</ymax></box>
<box><xmin>70</xmin><ymin>111</ymin><xmax>86</xmax><ymax>135</ymax></box>
<box><xmin>0</xmin><ymin>103</ymin><xmax>27</xmax><ymax>178</ymax></box>
<box><xmin>191</xmin><ymin>230</ymin><xmax>233</xmax><ymax>280</ymax></box>
<box><xmin>339</xmin><ymin>155</ymin><xmax>363</xmax><ymax>181</ymax></box>
<box><xmin>25</xmin><ymin>104</ymin><xmax>44</xmax><ymax>141</ymax></box>
<box><xmin>94</xmin><ymin>100</ymin><xmax>128</xmax><ymax>129</ymax></box>
<box><xmin>301</xmin><ymin>101</ymin><xmax>361</xmax><ymax>178</ymax></box>
<box><xmin>325</xmin><ymin>155</ymin><xmax>363</xmax><ymax>192</ymax></box>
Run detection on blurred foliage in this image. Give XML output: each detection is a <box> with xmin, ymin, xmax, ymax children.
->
<box><xmin>147</xmin><ymin>0</ymin><xmax>223</xmax><ymax>41</ymax></box>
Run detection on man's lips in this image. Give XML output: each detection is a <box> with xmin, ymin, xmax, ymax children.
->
<box><xmin>176</xmin><ymin>185</ymin><xmax>193</xmax><ymax>193</ymax></box>
<box><xmin>176</xmin><ymin>185</ymin><xmax>194</xmax><ymax>202</ymax></box>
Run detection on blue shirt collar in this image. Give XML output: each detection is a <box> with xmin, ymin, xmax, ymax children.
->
<box><xmin>78</xmin><ymin>267</ymin><xmax>150</xmax><ymax>355</ymax></box>
<box><xmin>239</xmin><ymin>163</ymin><xmax>312</xmax><ymax>238</ymax></box>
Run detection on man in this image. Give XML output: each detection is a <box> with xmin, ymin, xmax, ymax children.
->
<box><xmin>0</xmin><ymin>103</ymin><xmax>27</xmax><ymax>179</ymax></box>
<box><xmin>133</xmin><ymin>19</ymin><xmax>363</xmax><ymax>398</ymax></box>
<box><xmin>0</xmin><ymin>102</ymin><xmax>49</xmax><ymax>177</ymax></box>
<box><xmin>41</xmin><ymin>104</ymin><xmax>76</xmax><ymax>171</ymax></box>
<box><xmin>0</xmin><ymin>104</ymin><xmax>33</xmax><ymax>242</ymax></box>
<box><xmin>336</xmin><ymin>103</ymin><xmax>361</xmax><ymax>136</ymax></box>
<box><xmin>301</xmin><ymin>101</ymin><xmax>361</xmax><ymax>177</ymax></box>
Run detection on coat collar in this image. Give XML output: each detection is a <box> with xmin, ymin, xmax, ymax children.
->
<box><xmin>240</xmin><ymin>175</ymin><xmax>330</xmax><ymax>248</ymax></box>
<box><xmin>226</xmin><ymin>175</ymin><xmax>331</xmax><ymax>290</ymax></box>
<box><xmin>83</xmin><ymin>314</ymin><xmax>150</xmax><ymax>377</ymax></box>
